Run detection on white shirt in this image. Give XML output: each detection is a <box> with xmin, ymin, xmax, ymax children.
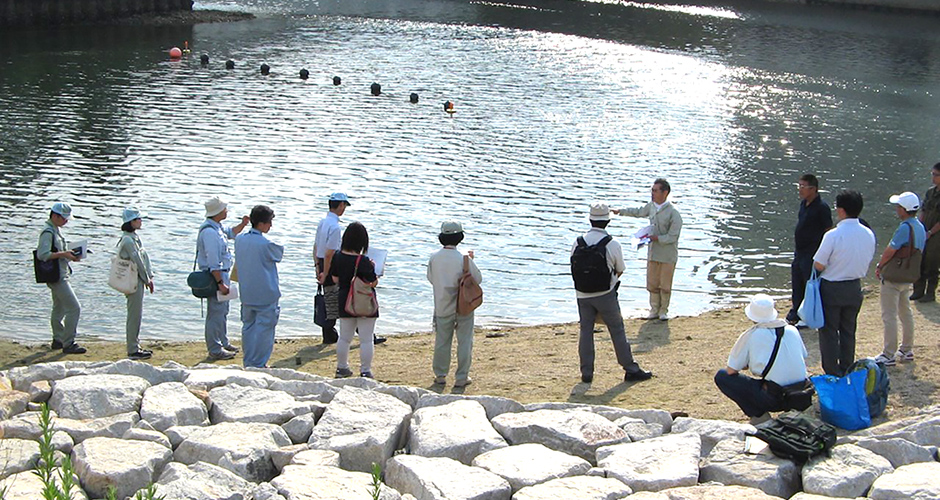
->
<box><xmin>727</xmin><ymin>321</ymin><xmax>808</xmax><ymax>386</ymax></box>
<box><xmin>570</xmin><ymin>227</ymin><xmax>625</xmax><ymax>299</ymax></box>
<box><xmin>813</xmin><ymin>218</ymin><xmax>876</xmax><ymax>282</ymax></box>
<box><xmin>427</xmin><ymin>248</ymin><xmax>483</xmax><ymax>317</ymax></box>
<box><xmin>314</xmin><ymin>212</ymin><xmax>342</xmax><ymax>260</ymax></box>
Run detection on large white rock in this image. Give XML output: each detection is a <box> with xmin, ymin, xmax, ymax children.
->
<box><xmin>868</xmin><ymin>461</ymin><xmax>940</xmax><ymax>500</ymax></box>
<box><xmin>250</xmin><ymin>482</ymin><xmax>288</xmax><ymax>500</ymax></box>
<box><xmin>654</xmin><ymin>484</ymin><xmax>783</xmax><ymax>499</ymax></box>
<box><xmin>417</xmin><ymin>394</ymin><xmax>525</xmax><ymax>420</ymax></box>
<box><xmin>247</xmin><ymin>367</ymin><xmax>326</xmax><ymax>382</ymax></box>
<box><xmin>0</xmin><ymin>470</ymin><xmax>87</xmax><ymax>500</ymax></box>
<box><xmin>471</xmin><ymin>443</ymin><xmax>591</xmax><ymax>492</ymax></box>
<box><xmin>852</xmin><ymin>415</ymin><xmax>940</xmax><ymax>447</ymax></box>
<box><xmin>85</xmin><ymin>359</ymin><xmax>187</xmax><ymax>386</ymax></box>
<box><xmin>596</xmin><ymin>432</ymin><xmax>701</xmax><ymax>492</ymax></box>
<box><xmin>282</xmin><ymin>412</ymin><xmax>317</xmax><ymax>444</ymax></box>
<box><xmin>140</xmin><ymin>382</ymin><xmax>210</xmax><ymax>432</ymax></box>
<box><xmin>327</xmin><ymin>377</ymin><xmax>383</xmax><ymax>391</ymax></box>
<box><xmin>272</xmin><ymin>464</ymin><xmax>402</xmax><ymax>500</ymax></box>
<box><xmin>49</xmin><ymin>374</ymin><xmax>150</xmax><ymax>419</ymax></box>
<box><xmin>523</xmin><ymin>403</ymin><xmax>672</xmax><ymax>431</ymax></box>
<box><xmin>173</xmin><ymin>421</ymin><xmax>293</xmax><ymax>482</ymax></box>
<box><xmin>290</xmin><ymin>449</ymin><xmax>342</xmax><ymax>467</ymax></box>
<box><xmin>269</xmin><ymin>379</ymin><xmax>340</xmax><ymax>403</ymax></box>
<box><xmin>72</xmin><ymin>436</ymin><xmax>173</xmax><ymax>500</ymax></box>
<box><xmin>0</xmin><ymin>438</ymin><xmax>40</xmax><ymax>480</ymax></box>
<box><xmin>376</xmin><ymin>385</ymin><xmax>430</xmax><ymax>409</ymax></box>
<box><xmin>0</xmin><ymin>390</ymin><xmax>30</xmax><ymax>420</ymax></box>
<box><xmin>208</xmin><ymin>384</ymin><xmax>311</xmax><ymax>425</ymax></box>
<box><xmin>385</xmin><ymin>455</ymin><xmax>511</xmax><ymax>500</ymax></box>
<box><xmin>165</xmin><ymin>425</ymin><xmax>204</xmax><ymax>449</ymax></box>
<box><xmin>410</xmin><ymin>400</ymin><xmax>508</xmax><ymax>464</ymax></box>
<box><xmin>670</xmin><ymin>417</ymin><xmax>754</xmax><ymax>456</ymax></box>
<box><xmin>308</xmin><ymin>387</ymin><xmax>412</xmax><ymax>472</ymax></box>
<box><xmin>144</xmin><ymin>461</ymin><xmax>254</xmax><ymax>500</ymax></box>
<box><xmin>491</xmin><ymin>409</ymin><xmax>629</xmax><ymax>464</ymax></box>
<box><xmin>511</xmin><ymin>475</ymin><xmax>632</xmax><ymax>500</ymax></box>
<box><xmin>853</xmin><ymin>437</ymin><xmax>936</xmax><ymax>468</ymax></box>
<box><xmin>123</xmin><ymin>427</ymin><xmax>172</xmax><ymax>449</ymax></box>
<box><xmin>6</xmin><ymin>362</ymin><xmax>70</xmax><ymax>391</ymax></box>
<box><xmin>184</xmin><ymin>368</ymin><xmax>279</xmax><ymax>390</ymax></box>
<box><xmin>270</xmin><ymin>444</ymin><xmax>309</xmax><ymax>472</ymax></box>
<box><xmin>802</xmin><ymin>443</ymin><xmax>894</xmax><ymax>498</ymax></box>
<box><xmin>699</xmin><ymin>438</ymin><xmax>800</xmax><ymax>498</ymax></box>
<box><xmin>0</xmin><ymin>411</ymin><xmax>74</xmax><ymax>452</ymax></box>
<box><xmin>25</xmin><ymin>380</ymin><xmax>53</xmax><ymax>403</ymax></box>
<box><xmin>55</xmin><ymin>411</ymin><xmax>140</xmax><ymax>443</ymax></box>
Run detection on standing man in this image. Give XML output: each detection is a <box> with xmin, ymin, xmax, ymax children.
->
<box><xmin>314</xmin><ymin>192</ymin><xmax>385</xmax><ymax>345</ymax></box>
<box><xmin>911</xmin><ymin>162</ymin><xmax>940</xmax><ymax>302</ymax></box>
<box><xmin>235</xmin><ymin>205</ymin><xmax>284</xmax><ymax>368</ymax></box>
<box><xmin>36</xmin><ymin>202</ymin><xmax>86</xmax><ymax>354</ymax></box>
<box><xmin>198</xmin><ymin>196</ymin><xmax>249</xmax><ymax>360</ymax></box>
<box><xmin>787</xmin><ymin>174</ymin><xmax>832</xmax><ymax>325</ymax></box>
<box><xmin>813</xmin><ymin>190</ymin><xmax>876</xmax><ymax>376</ymax></box>
<box><xmin>612</xmin><ymin>178</ymin><xmax>683</xmax><ymax>320</ymax></box>
<box><xmin>571</xmin><ymin>202</ymin><xmax>652</xmax><ymax>384</ymax></box>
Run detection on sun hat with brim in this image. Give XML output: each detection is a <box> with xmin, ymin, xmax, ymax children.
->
<box><xmin>889</xmin><ymin>192</ymin><xmax>920</xmax><ymax>212</ymax></box>
<box><xmin>122</xmin><ymin>208</ymin><xmax>145</xmax><ymax>224</ymax></box>
<box><xmin>205</xmin><ymin>197</ymin><xmax>228</xmax><ymax>218</ymax></box>
<box><xmin>329</xmin><ymin>192</ymin><xmax>351</xmax><ymax>205</ymax></box>
<box><xmin>589</xmin><ymin>202</ymin><xmax>610</xmax><ymax>221</ymax></box>
<box><xmin>51</xmin><ymin>202</ymin><xmax>72</xmax><ymax>220</ymax></box>
<box><xmin>745</xmin><ymin>294</ymin><xmax>778</xmax><ymax>323</ymax></box>
<box><xmin>440</xmin><ymin>221</ymin><xmax>463</xmax><ymax>235</ymax></box>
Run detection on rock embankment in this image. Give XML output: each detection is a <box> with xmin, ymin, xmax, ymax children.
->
<box><xmin>1</xmin><ymin>360</ymin><xmax>938</xmax><ymax>500</ymax></box>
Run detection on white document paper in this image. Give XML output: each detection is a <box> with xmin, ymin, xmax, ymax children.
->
<box><xmin>70</xmin><ymin>240</ymin><xmax>89</xmax><ymax>260</ymax></box>
<box><xmin>633</xmin><ymin>225</ymin><xmax>652</xmax><ymax>250</ymax></box>
<box><xmin>365</xmin><ymin>248</ymin><xmax>388</xmax><ymax>276</ymax></box>
<box><xmin>217</xmin><ymin>282</ymin><xmax>239</xmax><ymax>302</ymax></box>
<box><xmin>743</xmin><ymin>435</ymin><xmax>772</xmax><ymax>456</ymax></box>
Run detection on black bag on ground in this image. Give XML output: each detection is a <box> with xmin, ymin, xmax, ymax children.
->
<box><xmin>752</xmin><ymin>410</ymin><xmax>837</xmax><ymax>463</ymax></box>
<box><xmin>570</xmin><ymin>235</ymin><xmax>613</xmax><ymax>293</ymax></box>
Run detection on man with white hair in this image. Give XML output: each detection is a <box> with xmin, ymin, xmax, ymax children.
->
<box><xmin>197</xmin><ymin>196</ymin><xmax>249</xmax><ymax>360</ymax></box>
<box><xmin>715</xmin><ymin>294</ymin><xmax>808</xmax><ymax>424</ymax></box>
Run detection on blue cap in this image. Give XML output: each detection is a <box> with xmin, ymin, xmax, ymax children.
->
<box><xmin>50</xmin><ymin>202</ymin><xmax>72</xmax><ymax>220</ymax></box>
<box><xmin>122</xmin><ymin>207</ymin><xmax>145</xmax><ymax>224</ymax></box>
<box><xmin>329</xmin><ymin>192</ymin><xmax>351</xmax><ymax>205</ymax></box>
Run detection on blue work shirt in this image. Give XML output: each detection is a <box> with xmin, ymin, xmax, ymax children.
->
<box><xmin>235</xmin><ymin>228</ymin><xmax>284</xmax><ymax>306</ymax></box>
<box><xmin>889</xmin><ymin>218</ymin><xmax>926</xmax><ymax>251</ymax></box>
<box><xmin>197</xmin><ymin>219</ymin><xmax>236</xmax><ymax>272</ymax></box>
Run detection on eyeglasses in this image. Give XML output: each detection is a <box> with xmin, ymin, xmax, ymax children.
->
<box><xmin>797</xmin><ymin>184</ymin><xmax>814</xmax><ymax>190</ymax></box>
<box><xmin>932</xmin><ymin>172</ymin><xmax>940</xmax><ymax>177</ymax></box>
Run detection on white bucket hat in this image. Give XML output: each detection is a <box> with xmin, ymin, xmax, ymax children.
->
<box><xmin>205</xmin><ymin>197</ymin><xmax>228</xmax><ymax>218</ymax></box>
<box><xmin>589</xmin><ymin>202</ymin><xmax>610</xmax><ymax>221</ymax></box>
<box><xmin>745</xmin><ymin>294</ymin><xmax>778</xmax><ymax>323</ymax></box>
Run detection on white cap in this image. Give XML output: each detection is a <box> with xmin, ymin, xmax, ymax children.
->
<box><xmin>889</xmin><ymin>192</ymin><xmax>920</xmax><ymax>212</ymax></box>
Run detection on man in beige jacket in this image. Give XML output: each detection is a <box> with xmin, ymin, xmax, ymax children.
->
<box><xmin>612</xmin><ymin>178</ymin><xmax>683</xmax><ymax>320</ymax></box>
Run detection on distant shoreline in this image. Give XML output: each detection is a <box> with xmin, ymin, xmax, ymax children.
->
<box><xmin>109</xmin><ymin>9</ymin><xmax>256</xmax><ymax>26</ymax></box>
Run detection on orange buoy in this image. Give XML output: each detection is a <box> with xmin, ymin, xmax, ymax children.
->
<box><xmin>169</xmin><ymin>47</ymin><xmax>182</xmax><ymax>59</ymax></box>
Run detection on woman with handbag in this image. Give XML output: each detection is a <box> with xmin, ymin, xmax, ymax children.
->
<box><xmin>873</xmin><ymin>192</ymin><xmax>926</xmax><ymax>366</ymax></box>
<box><xmin>118</xmin><ymin>208</ymin><xmax>155</xmax><ymax>360</ymax></box>
<box><xmin>328</xmin><ymin>222</ymin><xmax>378</xmax><ymax>378</ymax></box>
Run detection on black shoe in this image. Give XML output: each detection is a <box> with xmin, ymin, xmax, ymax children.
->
<box><xmin>222</xmin><ymin>345</ymin><xmax>239</xmax><ymax>353</ymax></box>
<box><xmin>62</xmin><ymin>343</ymin><xmax>87</xmax><ymax>355</ymax></box>
<box><xmin>625</xmin><ymin>369</ymin><xmax>653</xmax><ymax>382</ymax></box>
<box><xmin>909</xmin><ymin>291</ymin><xmax>925</xmax><ymax>301</ymax></box>
<box><xmin>373</xmin><ymin>336</ymin><xmax>387</xmax><ymax>345</ymax></box>
<box><xmin>581</xmin><ymin>375</ymin><xmax>593</xmax><ymax>383</ymax></box>
<box><xmin>322</xmin><ymin>339</ymin><xmax>337</xmax><ymax>345</ymax></box>
<box><xmin>128</xmin><ymin>350</ymin><xmax>152</xmax><ymax>360</ymax></box>
<box><xmin>51</xmin><ymin>340</ymin><xmax>63</xmax><ymax>350</ymax></box>
<box><xmin>916</xmin><ymin>294</ymin><xmax>936</xmax><ymax>303</ymax></box>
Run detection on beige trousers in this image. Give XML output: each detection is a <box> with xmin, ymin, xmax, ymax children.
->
<box><xmin>881</xmin><ymin>280</ymin><xmax>915</xmax><ymax>356</ymax></box>
<box><xmin>647</xmin><ymin>261</ymin><xmax>676</xmax><ymax>315</ymax></box>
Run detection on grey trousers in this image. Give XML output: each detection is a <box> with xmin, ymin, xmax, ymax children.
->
<box><xmin>48</xmin><ymin>280</ymin><xmax>80</xmax><ymax>347</ymax></box>
<box><xmin>205</xmin><ymin>295</ymin><xmax>231</xmax><ymax>356</ymax></box>
<box><xmin>433</xmin><ymin>313</ymin><xmax>474</xmax><ymax>381</ymax></box>
<box><xmin>577</xmin><ymin>289</ymin><xmax>640</xmax><ymax>378</ymax></box>
<box><xmin>125</xmin><ymin>279</ymin><xmax>145</xmax><ymax>354</ymax></box>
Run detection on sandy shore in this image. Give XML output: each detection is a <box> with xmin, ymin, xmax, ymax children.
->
<box><xmin>1</xmin><ymin>286</ymin><xmax>937</xmax><ymax>423</ymax></box>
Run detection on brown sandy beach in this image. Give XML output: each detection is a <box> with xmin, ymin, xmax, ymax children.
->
<box><xmin>1</xmin><ymin>286</ymin><xmax>937</xmax><ymax>423</ymax></box>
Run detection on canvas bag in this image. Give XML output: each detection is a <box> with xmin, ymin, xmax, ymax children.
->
<box><xmin>457</xmin><ymin>255</ymin><xmax>483</xmax><ymax>316</ymax></box>
<box><xmin>108</xmin><ymin>256</ymin><xmax>138</xmax><ymax>294</ymax></box>
<box><xmin>797</xmin><ymin>268</ymin><xmax>824</xmax><ymax>329</ymax></box>
<box><xmin>344</xmin><ymin>255</ymin><xmax>378</xmax><ymax>317</ymax></box>
<box><xmin>811</xmin><ymin>370</ymin><xmax>871</xmax><ymax>430</ymax></box>
<box><xmin>881</xmin><ymin>220</ymin><xmax>922</xmax><ymax>284</ymax></box>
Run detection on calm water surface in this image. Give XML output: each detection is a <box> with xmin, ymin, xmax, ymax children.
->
<box><xmin>1</xmin><ymin>0</ymin><xmax>939</xmax><ymax>343</ymax></box>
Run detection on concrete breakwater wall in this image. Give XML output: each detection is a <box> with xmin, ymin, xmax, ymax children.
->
<box><xmin>1</xmin><ymin>0</ymin><xmax>193</xmax><ymax>26</ymax></box>
<box><xmin>806</xmin><ymin>0</ymin><xmax>940</xmax><ymax>14</ymax></box>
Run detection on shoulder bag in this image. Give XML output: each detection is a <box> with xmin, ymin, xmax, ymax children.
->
<box><xmin>187</xmin><ymin>226</ymin><xmax>218</xmax><ymax>298</ymax></box>
<box><xmin>797</xmin><ymin>268</ymin><xmax>824</xmax><ymax>329</ymax></box>
<box><xmin>761</xmin><ymin>327</ymin><xmax>815</xmax><ymax>412</ymax></box>
<box><xmin>881</xmin><ymin>221</ymin><xmax>922</xmax><ymax>284</ymax></box>
<box><xmin>344</xmin><ymin>255</ymin><xmax>378</xmax><ymax>317</ymax></box>
<box><xmin>457</xmin><ymin>255</ymin><xmax>483</xmax><ymax>316</ymax></box>
<box><xmin>33</xmin><ymin>228</ymin><xmax>60</xmax><ymax>284</ymax></box>
<box><xmin>108</xmin><ymin>237</ymin><xmax>139</xmax><ymax>294</ymax></box>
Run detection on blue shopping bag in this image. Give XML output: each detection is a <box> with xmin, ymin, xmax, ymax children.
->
<box><xmin>811</xmin><ymin>370</ymin><xmax>871</xmax><ymax>430</ymax></box>
<box><xmin>798</xmin><ymin>269</ymin><xmax>825</xmax><ymax>329</ymax></box>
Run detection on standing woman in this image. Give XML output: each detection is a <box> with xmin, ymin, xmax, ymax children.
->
<box><xmin>328</xmin><ymin>222</ymin><xmax>378</xmax><ymax>378</ymax></box>
<box><xmin>119</xmin><ymin>208</ymin><xmax>155</xmax><ymax>360</ymax></box>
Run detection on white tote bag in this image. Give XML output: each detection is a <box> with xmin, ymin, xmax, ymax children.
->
<box><xmin>108</xmin><ymin>255</ymin><xmax>138</xmax><ymax>294</ymax></box>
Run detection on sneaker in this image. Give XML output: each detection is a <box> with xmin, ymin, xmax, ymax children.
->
<box><xmin>222</xmin><ymin>345</ymin><xmax>240</xmax><ymax>353</ymax></box>
<box><xmin>50</xmin><ymin>340</ymin><xmax>63</xmax><ymax>350</ymax></box>
<box><xmin>208</xmin><ymin>350</ymin><xmax>236</xmax><ymax>360</ymax></box>
<box><xmin>433</xmin><ymin>376</ymin><xmax>446</xmax><ymax>385</ymax></box>
<box><xmin>644</xmin><ymin>310</ymin><xmax>659</xmax><ymax>320</ymax></box>
<box><xmin>624</xmin><ymin>369</ymin><xmax>653</xmax><ymax>382</ymax></box>
<box><xmin>373</xmin><ymin>336</ymin><xmax>387</xmax><ymax>345</ymax></box>
<box><xmin>872</xmin><ymin>353</ymin><xmax>896</xmax><ymax>366</ymax></box>
<box><xmin>360</xmin><ymin>371</ymin><xmax>374</xmax><ymax>379</ymax></box>
<box><xmin>658</xmin><ymin>314</ymin><xmax>669</xmax><ymax>321</ymax></box>
<box><xmin>916</xmin><ymin>294</ymin><xmax>936</xmax><ymax>303</ymax></box>
<box><xmin>128</xmin><ymin>350</ymin><xmax>152</xmax><ymax>360</ymax></box>
<box><xmin>895</xmin><ymin>350</ymin><xmax>914</xmax><ymax>363</ymax></box>
<box><xmin>62</xmin><ymin>343</ymin><xmax>87</xmax><ymax>355</ymax></box>
<box><xmin>454</xmin><ymin>377</ymin><xmax>472</xmax><ymax>388</ymax></box>
<box><xmin>335</xmin><ymin>367</ymin><xmax>353</xmax><ymax>378</ymax></box>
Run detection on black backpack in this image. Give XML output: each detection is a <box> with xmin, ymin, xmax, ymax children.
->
<box><xmin>570</xmin><ymin>235</ymin><xmax>613</xmax><ymax>293</ymax></box>
<box><xmin>752</xmin><ymin>410</ymin><xmax>836</xmax><ymax>463</ymax></box>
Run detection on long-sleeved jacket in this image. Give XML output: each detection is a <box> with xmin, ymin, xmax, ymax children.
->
<box><xmin>36</xmin><ymin>220</ymin><xmax>70</xmax><ymax>281</ymax></box>
<box><xmin>117</xmin><ymin>231</ymin><xmax>153</xmax><ymax>283</ymax></box>
<box><xmin>619</xmin><ymin>201</ymin><xmax>682</xmax><ymax>264</ymax></box>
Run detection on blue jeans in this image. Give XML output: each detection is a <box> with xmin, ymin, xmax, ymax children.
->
<box><xmin>241</xmin><ymin>302</ymin><xmax>279</xmax><ymax>368</ymax></box>
<box><xmin>714</xmin><ymin>369</ymin><xmax>784</xmax><ymax>417</ymax></box>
